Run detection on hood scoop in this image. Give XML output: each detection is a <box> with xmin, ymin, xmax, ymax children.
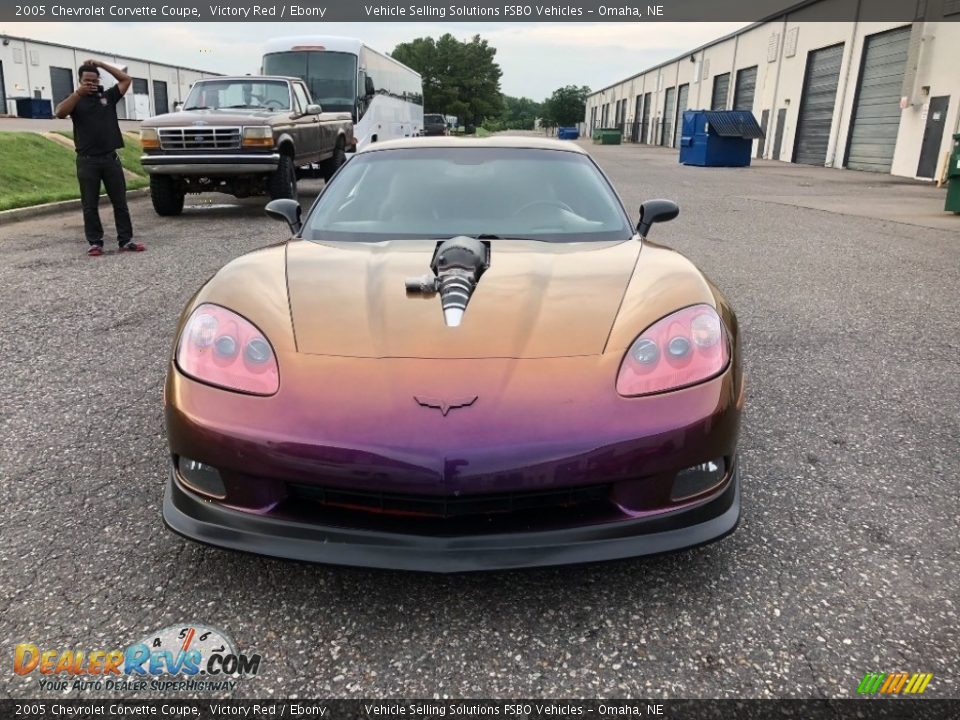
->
<box><xmin>404</xmin><ymin>237</ymin><xmax>490</xmax><ymax>327</ymax></box>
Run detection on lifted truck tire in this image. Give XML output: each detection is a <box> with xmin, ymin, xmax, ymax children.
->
<box><xmin>268</xmin><ymin>155</ymin><xmax>298</xmax><ymax>201</ymax></box>
<box><xmin>320</xmin><ymin>140</ymin><xmax>347</xmax><ymax>182</ymax></box>
<box><xmin>150</xmin><ymin>175</ymin><xmax>185</xmax><ymax>216</ymax></box>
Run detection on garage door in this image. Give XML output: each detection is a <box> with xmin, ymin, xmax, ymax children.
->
<box><xmin>153</xmin><ymin>80</ymin><xmax>169</xmax><ymax>115</ymax></box>
<box><xmin>733</xmin><ymin>66</ymin><xmax>758</xmax><ymax>111</ymax></box>
<box><xmin>674</xmin><ymin>83</ymin><xmax>689</xmax><ymax>146</ymax></box>
<box><xmin>0</xmin><ymin>62</ymin><xmax>6</xmax><ymax>116</ymax></box>
<box><xmin>661</xmin><ymin>86</ymin><xmax>676</xmax><ymax>147</ymax></box>
<box><xmin>846</xmin><ymin>26</ymin><xmax>911</xmax><ymax>172</ymax></box>
<box><xmin>641</xmin><ymin>92</ymin><xmax>651</xmax><ymax>143</ymax></box>
<box><xmin>50</xmin><ymin>67</ymin><xmax>74</xmax><ymax>108</ymax></box>
<box><xmin>711</xmin><ymin>73</ymin><xmax>730</xmax><ymax>110</ymax></box>
<box><xmin>793</xmin><ymin>43</ymin><xmax>845</xmax><ymax>165</ymax></box>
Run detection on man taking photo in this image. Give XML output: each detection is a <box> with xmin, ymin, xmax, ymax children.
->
<box><xmin>55</xmin><ymin>59</ymin><xmax>145</xmax><ymax>256</ymax></box>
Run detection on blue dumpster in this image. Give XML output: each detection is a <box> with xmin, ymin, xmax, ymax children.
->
<box><xmin>15</xmin><ymin>97</ymin><xmax>54</xmax><ymax>119</ymax></box>
<box><xmin>679</xmin><ymin>110</ymin><xmax>764</xmax><ymax>167</ymax></box>
<box><xmin>557</xmin><ymin>127</ymin><xmax>580</xmax><ymax>140</ymax></box>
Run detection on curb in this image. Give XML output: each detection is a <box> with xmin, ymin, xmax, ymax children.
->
<box><xmin>0</xmin><ymin>188</ymin><xmax>151</xmax><ymax>226</ymax></box>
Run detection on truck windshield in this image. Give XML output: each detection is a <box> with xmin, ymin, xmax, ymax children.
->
<box><xmin>183</xmin><ymin>80</ymin><xmax>291</xmax><ymax>110</ymax></box>
<box><xmin>302</xmin><ymin>147</ymin><xmax>634</xmax><ymax>243</ymax></box>
<box><xmin>262</xmin><ymin>51</ymin><xmax>357</xmax><ymax>114</ymax></box>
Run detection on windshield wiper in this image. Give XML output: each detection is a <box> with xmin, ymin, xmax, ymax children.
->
<box><xmin>473</xmin><ymin>233</ymin><xmax>540</xmax><ymax>241</ymax></box>
<box><xmin>182</xmin><ymin>106</ymin><xmax>210</xmax><ymax>111</ymax></box>
<box><xmin>223</xmin><ymin>104</ymin><xmax>265</xmax><ymax>109</ymax></box>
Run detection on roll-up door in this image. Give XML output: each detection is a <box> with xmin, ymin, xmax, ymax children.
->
<box><xmin>793</xmin><ymin>43</ymin><xmax>844</xmax><ymax>165</ymax></box>
<box><xmin>641</xmin><ymin>92</ymin><xmax>651</xmax><ymax>143</ymax></box>
<box><xmin>711</xmin><ymin>73</ymin><xmax>730</xmax><ymax>110</ymax></box>
<box><xmin>845</xmin><ymin>25</ymin><xmax>911</xmax><ymax>173</ymax></box>
<box><xmin>674</xmin><ymin>84</ymin><xmax>689</xmax><ymax>147</ymax></box>
<box><xmin>50</xmin><ymin>67</ymin><xmax>74</xmax><ymax>107</ymax></box>
<box><xmin>661</xmin><ymin>86</ymin><xmax>676</xmax><ymax>147</ymax></box>
<box><xmin>153</xmin><ymin>80</ymin><xmax>169</xmax><ymax>115</ymax></box>
<box><xmin>733</xmin><ymin>66</ymin><xmax>757</xmax><ymax>111</ymax></box>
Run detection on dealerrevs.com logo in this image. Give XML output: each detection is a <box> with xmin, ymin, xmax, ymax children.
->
<box><xmin>14</xmin><ymin>623</ymin><xmax>261</xmax><ymax>693</ymax></box>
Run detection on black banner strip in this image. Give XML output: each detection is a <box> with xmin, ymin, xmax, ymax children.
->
<box><xmin>0</xmin><ymin>0</ymin><xmax>949</xmax><ymax>23</ymax></box>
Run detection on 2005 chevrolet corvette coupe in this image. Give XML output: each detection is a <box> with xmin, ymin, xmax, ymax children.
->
<box><xmin>163</xmin><ymin>136</ymin><xmax>744</xmax><ymax>572</ymax></box>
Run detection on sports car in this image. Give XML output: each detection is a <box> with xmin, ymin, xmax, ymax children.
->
<box><xmin>163</xmin><ymin>136</ymin><xmax>744</xmax><ymax>572</ymax></box>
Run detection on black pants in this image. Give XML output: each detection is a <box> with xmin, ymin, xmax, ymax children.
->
<box><xmin>76</xmin><ymin>152</ymin><xmax>133</xmax><ymax>246</ymax></box>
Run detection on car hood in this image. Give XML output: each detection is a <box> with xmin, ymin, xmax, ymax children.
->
<box><xmin>141</xmin><ymin>108</ymin><xmax>285</xmax><ymax>127</ymax></box>
<box><xmin>286</xmin><ymin>238</ymin><xmax>642</xmax><ymax>359</ymax></box>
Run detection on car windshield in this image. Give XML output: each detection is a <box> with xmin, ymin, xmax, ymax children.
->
<box><xmin>302</xmin><ymin>147</ymin><xmax>633</xmax><ymax>243</ymax></box>
<box><xmin>262</xmin><ymin>51</ymin><xmax>357</xmax><ymax>114</ymax></box>
<box><xmin>424</xmin><ymin>115</ymin><xmax>445</xmax><ymax>123</ymax></box>
<box><xmin>183</xmin><ymin>80</ymin><xmax>291</xmax><ymax>110</ymax></box>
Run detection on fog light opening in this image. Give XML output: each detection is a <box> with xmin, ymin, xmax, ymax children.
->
<box><xmin>671</xmin><ymin>458</ymin><xmax>726</xmax><ymax>501</ymax></box>
<box><xmin>176</xmin><ymin>456</ymin><xmax>227</xmax><ymax>500</ymax></box>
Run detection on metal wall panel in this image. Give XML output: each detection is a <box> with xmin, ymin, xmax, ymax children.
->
<box><xmin>846</xmin><ymin>25</ymin><xmax>911</xmax><ymax>173</ymax></box>
<box><xmin>793</xmin><ymin>43</ymin><xmax>845</xmax><ymax>166</ymax></box>
<box><xmin>711</xmin><ymin>73</ymin><xmax>730</xmax><ymax>110</ymax></box>
<box><xmin>733</xmin><ymin>66</ymin><xmax>758</xmax><ymax>111</ymax></box>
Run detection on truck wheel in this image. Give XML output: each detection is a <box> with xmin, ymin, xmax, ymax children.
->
<box><xmin>320</xmin><ymin>140</ymin><xmax>347</xmax><ymax>182</ymax></box>
<box><xmin>150</xmin><ymin>175</ymin><xmax>185</xmax><ymax>216</ymax></box>
<box><xmin>268</xmin><ymin>155</ymin><xmax>298</xmax><ymax>200</ymax></box>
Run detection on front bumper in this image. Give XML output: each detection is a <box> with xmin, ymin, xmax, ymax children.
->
<box><xmin>163</xmin><ymin>462</ymin><xmax>740</xmax><ymax>573</ymax></box>
<box><xmin>140</xmin><ymin>153</ymin><xmax>280</xmax><ymax>175</ymax></box>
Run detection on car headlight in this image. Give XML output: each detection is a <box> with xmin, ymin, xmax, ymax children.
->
<box><xmin>616</xmin><ymin>305</ymin><xmax>729</xmax><ymax>397</ymax></box>
<box><xmin>176</xmin><ymin>304</ymin><xmax>279</xmax><ymax>395</ymax></box>
<box><xmin>140</xmin><ymin>127</ymin><xmax>159</xmax><ymax>149</ymax></box>
<box><xmin>242</xmin><ymin>126</ymin><xmax>274</xmax><ymax>148</ymax></box>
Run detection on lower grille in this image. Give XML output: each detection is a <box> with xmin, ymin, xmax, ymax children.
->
<box><xmin>287</xmin><ymin>482</ymin><xmax>611</xmax><ymax>519</ymax></box>
<box><xmin>159</xmin><ymin>126</ymin><xmax>241</xmax><ymax>150</ymax></box>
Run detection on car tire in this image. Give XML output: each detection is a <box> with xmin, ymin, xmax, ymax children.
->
<box><xmin>149</xmin><ymin>175</ymin><xmax>185</xmax><ymax>216</ymax></box>
<box><xmin>267</xmin><ymin>155</ymin><xmax>298</xmax><ymax>201</ymax></box>
<box><xmin>320</xmin><ymin>140</ymin><xmax>347</xmax><ymax>182</ymax></box>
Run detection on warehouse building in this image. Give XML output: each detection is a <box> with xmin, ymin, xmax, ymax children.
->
<box><xmin>0</xmin><ymin>35</ymin><xmax>219</xmax><ymax>119</ymax></box>
<box><xmin>585</xmin><ymin>5</ymin><xmax>960</xmax><ymax>181</ymax></box>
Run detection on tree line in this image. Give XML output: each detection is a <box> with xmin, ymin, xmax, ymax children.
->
<box><xmin>390</xmin><ymin>33</ymin><xmax>590</xmax><ymax>131</ymax></box>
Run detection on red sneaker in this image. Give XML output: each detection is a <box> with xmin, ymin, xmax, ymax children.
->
<box><xmin>119</xmin><ymin>241</ymin><xmax>146</xmax><ymax>252</ymax></box>
<box><xmin>87</xmin><ymin>245</ymin><xmax>104</xmax><ymax>257</ymax></box>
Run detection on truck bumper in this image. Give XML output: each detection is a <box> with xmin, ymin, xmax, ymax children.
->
<box><xmin>140</xmin><ymin>154</ymin><xmax>281</xmax><ymax>175</ymax></box>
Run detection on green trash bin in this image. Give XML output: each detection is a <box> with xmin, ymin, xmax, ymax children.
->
<box><xmin>592</xmin><ymin>128</ymin><xmax>622</xmax><ymax>145</ymax></box>
<box><xmin>945</xmin><ymin>134</ymin><xmax>960</xmax><ymax>214</ymax></box>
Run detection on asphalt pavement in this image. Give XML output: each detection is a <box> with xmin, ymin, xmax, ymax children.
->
<box><xmin>0</xmin><ymin>142</ymin><xmax>957</xmax><ymax>700</ymax></box>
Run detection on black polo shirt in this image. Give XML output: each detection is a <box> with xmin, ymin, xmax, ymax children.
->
<box><xmin>71</xmin><ymin>84</ymin><xmax>125</xmax><ymax>156</ymax></box>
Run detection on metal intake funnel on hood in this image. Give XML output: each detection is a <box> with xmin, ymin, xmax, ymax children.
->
<box><xmin>405</xmin><ymin>237</ymin><xmax>490</xmax><ymax>327</ymax></box>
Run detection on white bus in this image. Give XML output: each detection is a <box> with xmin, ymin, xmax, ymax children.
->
<box><xmin>262</xmin><ymin>36</ymin><xmax>424</xmax><ymax>151</ymax></box>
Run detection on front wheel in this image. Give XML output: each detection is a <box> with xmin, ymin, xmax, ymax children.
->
<box><xmin>320</xmin><ymin>140</ymin><xmax>347</xmax><ymax>182</ymax></box>
<box><xmin>267</xmin><ymin>155</ymin><xmax>298</xmax><ymax>200</ymax></box>
<box><xmin>149</xmin><ymin>175</ymin><xmax>185</xmax><ymax>216</ymax></box>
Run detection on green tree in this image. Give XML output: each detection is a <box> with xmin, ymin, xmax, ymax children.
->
<box><xmin>500</xmin><ymin>95</ymin><xmax>543</xmax><ymax>130</ymax></box>
<box><xmin>391</xmin><ymin>34</ymin><xmax>503</xmax><ymax>127</ymax></box>
<box><xmin>541</xmin><ymin>85</ymin><xmax>591</xmax><ymax>127</ymax></box>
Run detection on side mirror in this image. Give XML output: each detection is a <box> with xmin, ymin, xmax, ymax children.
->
<box><xmin>637</xmin><ymin>199</ymin><xmax>680</xmax><ymax>237</ymax></box>
<box><xmin>265</xmin><ymin>198</ymin><xmax>302</xmax><ymax>235</ymax></box>
<box><xmin>305</xmin><ymin>103</ymin><xmax>322</xmax><ymax>115</ymax></box>
<box><xmin>364</xmin><ymin>76</ymin><xmax>375</xmax><ymax>98</ymax></box>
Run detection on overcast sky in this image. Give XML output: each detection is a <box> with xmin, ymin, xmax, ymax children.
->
<box><xmin>4</xmin><ymin>22</ymin><xmax>749</xmax><ymax>100</ymax></box>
